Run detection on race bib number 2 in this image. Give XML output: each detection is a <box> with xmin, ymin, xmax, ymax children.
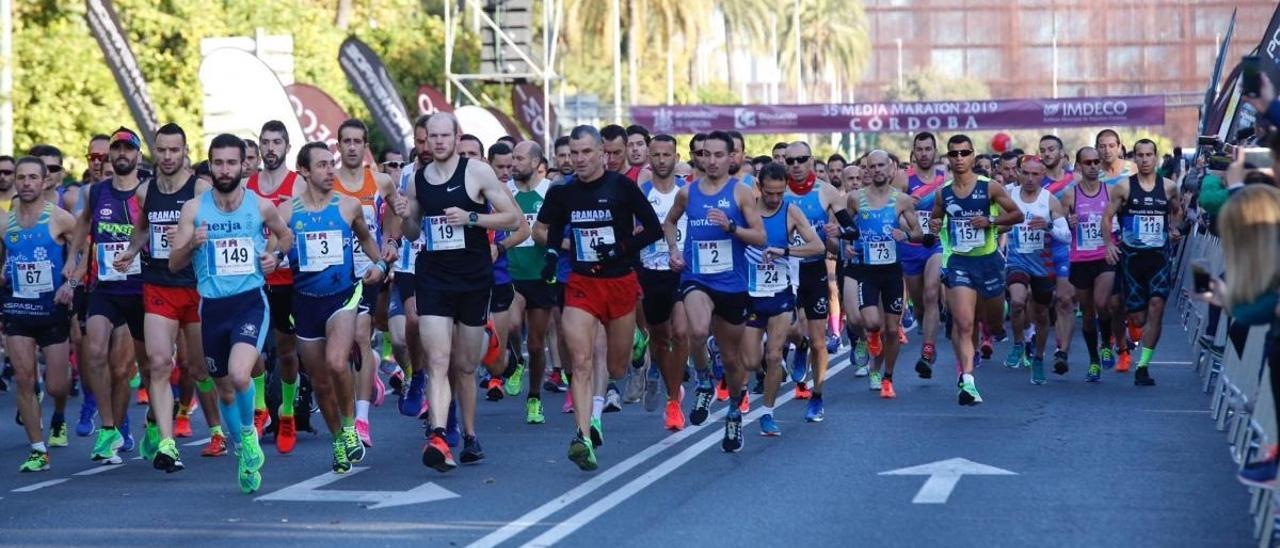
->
<box><xmin>693</xmin><ymin>239</ymin><xmax>732</xmax><ymax>274</ymax></box>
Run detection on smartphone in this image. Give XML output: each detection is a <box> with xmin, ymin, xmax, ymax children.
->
<box><xmin>1243</xmin><ymin>147</ymin><xmax>1273</xmax><ymax>169</ymax></box>
<box><xmin>1198</xmin><ymin>135</ymin><xmax>1220</xmax><ymax>147</ymax></box>
<box><xmin>1191</xmin><ymin>261</ymin><xmax>1211</xmax><ymax>294</ymax></box>
<box><xmin>1208</xmin><ymin>154</ymin><xmax>1231</xmax><ymax>171</ymax></box>
<box><xmin>1242</xmin><ymin>56</ymin><xmax>1262</xmax><ymax>97</ymax></box>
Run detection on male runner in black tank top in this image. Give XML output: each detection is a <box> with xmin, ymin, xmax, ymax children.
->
<box><xmin>114</xmin><ymin>124</ymin><xmax>225</xmax><ymax>470</ymax></box>
<box><xmin>400</xmin><ymin>112</ymin><xmax>520</xmax><ymax>473</ymax></box>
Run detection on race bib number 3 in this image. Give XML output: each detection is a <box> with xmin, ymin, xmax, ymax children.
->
<box><xmin>950</xmin><ymin>219</ymin><xmax>984</xmax><ymax>252</ymax></box>
<box><xmin>150</xmin><ymin>224</ymin><xmax>174</xmax><ymax>259</ymax></box>
<box><xmin>300</xmin><ymin>230</ymin><xmax>343</xmax><ymax>272</ymax></box>
<box><xmin>573</xmin><ymin>226</ymin><xmax>615</xmax><ymax>263</ymax></box>
<box><xmin>425</xmin><ymin>216</ymin><xmax>465</xmax><ymax>251</ymax></box>
<box><xmin>866</xmin><ymin>239</ymin><xmax>897</xmax><ymax>265</ymax></box>
<box><xmin>97</xmin><ymin>242</ymin><xmax>139</xmax><ymax>281</ymax></box>
<box><xmin>693</xmin><ymin>239</ymin><xmax>732</xmax><ymax>274</ymax></box>
<box><xmin>212</xmin><ymin>237</ymin><xmax>254</xmax><ymax>276</ymax></box>
<box><xmin>13</xmin><ymin>261</ymin><xmax>53</xmax><ymax>298</ymax></box>
<box><xmin>749</xmin><ymin>262</ymin><xmax>787</xmax><ymax>295</ymax></box>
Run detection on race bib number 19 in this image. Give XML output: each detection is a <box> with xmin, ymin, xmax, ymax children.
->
<box><xmin>425</xmin><ymin>216</ymin><xmax>465</xmax><ymax>251</ymax></box>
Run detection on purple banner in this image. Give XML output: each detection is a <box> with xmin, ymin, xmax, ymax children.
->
<box><xmin>631</xmin><ymin>95</ymin><xmax>1166</xmax><ymax>134</ymax></box>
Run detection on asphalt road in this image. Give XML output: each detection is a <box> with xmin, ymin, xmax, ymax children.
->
<box><xmin>0</xmin><ymin>309</ymin><xmax>1255</xmax><ymax>547</ymax></box>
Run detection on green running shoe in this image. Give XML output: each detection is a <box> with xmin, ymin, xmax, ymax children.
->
<box><xmin>153</xmin><ymin>438</ymin><xmax>184</xmax><ymax>473</ymax></box>
<box><xmin>1085</xmin><ymin>363</ymin><xmax>1102</xmax><ymax>383</ymax></box>
<box><xmin>1004</xmin><ymin>345</ymin><xmax>1026</xmax><ymax>369</ymax></box>
<box><xmin>568</xmin><ymin>435</ymin><xmax>597</xmax><ymax>471</ymax></box>
<box><xmin>854</xmin><ymin>340</ymin><xmax>870</xmax><ymax>367</ymax></box>
<box><xmin>958</xmin><ymin>379</ymin><xmax>983</xmax><ymax>406</ymax></box>
<box><xmin>1030</xmin><ymin>357</ymin><xmax>1047</xmax><ymax>385</ymax></box>
<box><xmin>589</xmin><ymin>416</ymin><xmax>604</xmax><ymax>447</ymax></box>
<box><xmin>631</xmin><ymin>328</ymin><xmax>649</xmax><ymax>364</ymax></box>
<box><xmin>526</xmin><ymin>397</ymin><xmax>545</xmax><ymax>425</ymax></box>
<box><xmin>48</xmin><ymin>422</ymin><xmax>68</xmax><ymax>448</ymax></box>
<box><xmin>239</xmin><ymin>429</ymin><xmax>264</xmax><ymax>473</ymax></box>
<box><xmin>343</xmin><ymin>427</ymin><xmax>365</xmax><ymax>463</ymax></box>
<box><xmin>505</xmin><ymin>360</ymin><xmax>526</xmax><ymax>397</ymax></box>
<box><xmin>91</xmin><ymin>428</ymin><xmax>123</xmax><ymax>464</ymax></box>
<box><xmin>128</xmin><ymin>372</ymin><xmax>141</xmax><ymax>390</ymax></box>
<box><xmin>869</xmin><ymin>371</ymin><xmax>883</xmax><ymax>392</ymax></box>
<box><xmin>19</xmin><ymin>450</ymin><xmax>49</xmax><ymax>472</ymax></box>
<box><xmin>140</xmin><ymin>422</ymin><xmax>160</xmax><ymax>463</ymax></box>
<box><xmin>331</xmin><ymin>437</ymin><xmax>351</xmax><ymax>474</ymax></box>
<box><xmin>236</xmin><ymin>445</ymin><xmax>261</xmax><ymax>494</ymax></box>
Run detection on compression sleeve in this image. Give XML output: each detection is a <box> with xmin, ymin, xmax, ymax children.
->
<box><xmin>1050</xmin><ymin>217</ymin><xmax>1071</xmax><ymax>243</ymax></box>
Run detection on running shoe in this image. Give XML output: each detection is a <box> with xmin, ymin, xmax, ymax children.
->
<box><xmin>422</xmin><ymin>432</ymin><xmax>456</xmax><ymax>472</ymax></box>
<box><xmin>624</xmin><ymin>366</ymin><xmax>646</xmax><ymax>404</ymax></box>
<box><xmin>140</xmin><ymin>422</ymin><xmax>160</xmax><ymax>463</ymax></box>
<box><xmin>19</xmin><ymin>450</ymin><xmax>49</xmax><ymax>473</ymax></box>
<box><xmin>979</xmin><ymin>333</ymin><xmax>994</xmax><ymax>361</ymax></box>
<box><xmin>880</xmin><ymin>378</ymin><xmax>897</xmax><ymax>399</ymax></box>
<box><xmin>136</xmin><ymin>387</ymin><xmax>149</xmax><ymax>406</ymax></box>
<box><xmin>562</xmin><ymin>390</ymin><xmax>575</xmax><ymax>414</ymax></box>
<box><xmin>866</xmin><ymin>331</ymin><xmax>883</xmax><ymax>358</ymax></box>
<box><xmin>460</xmin><ymin>435</ymin><xmax>485</xmax><ymax>464</ymax></box>
<box><xmin>915</xmin><ymin>344</ymin><xmax>935</xmax><ymax>379</ymax></box>
<box><xmin>276</xmin><ymin>413</ymin><xmax>297</xmax><ymax>454</ymax></box>
<box><xmin>355</xmin><ymin>418</ymin><xmax>372</xmax><ymax>448</ymax></box>
<box><xmin>1085</xmin><ymin>363</ymin><xmax>1102</xmax><ymax>383</ymax></box>
<box><xmin>958</xmin><ymin>379</ymin><xmax>983</xmax><ymax>406</ymax></box>
<box><xmin>343</xmin><ymin>427</ymin><xmax>365</xmax><ymax>463</ymax></box>
<box><xmin>790</xmin><ymin>340</ymin><xmax>809</xmax><ymax>383</ymax></box>
<box><xmin>202</xmin><ymin>433</ymin><xmax>227</xmax><ymax>457</ymax></box>
<box><xmin>869</xmin><ymin>371</ymin><xmax>883</xmax><ymax>392</ymax></box>
<box><xmin>1030</xmin><ymin>357</ymin><xmax>1047</xmax><ymax>385</ymax></box>
<box><xmin>604</xmin><ymin>384</ymin><xmax>622</xmax><ymax>412</ymax></box>
<box><xmin>738</xmin><ymin>391</ymin><xmax>749</xmax><ymax>414</ymax></box>
<box><xmin>902</xmin><ymin>306</ymin><xmax>917</xmax><ymax>331</ymax></box>
<box><xmin>642</xmin><ymin>363</ymin><xmax>662</xmax><ymax>412</ymax></box>
<box><xmin>1134</xmin><ymin>366</ymin><xmax>1155</xmax><ymax>386</ymax></box>
<box><xmin>568</xmin><ymin>434</ymin><xmax>597</xmax><ymax>471</ymax></box>
<box><xmin>853</xmin><ymin>364</ymin><xmax>869</xmax><ymax>377</ymax></box>
<box><xmin>505</xmin><ymin>359</ymin><xmax>526</xmax><ymax>398</ymax></box>
<box><xmin>174</xmin><ymin>415</ymin><xmax>193</xmax><ymax>438</ymax></box>
<box><xmin>1052</xmin><ymin>350</ymin><xmax>1069</xmax><ymax>375</ymax></box>
<box><xmin>76</xmin><ymin>393</ymin><xmax>97</xmax><ymax>437</ymax></box>
<box><xmin>854</xmin><ymin>339</ymin><xmax>870</xmax><ymax>367</ymax></box>
<box><xmin>805</xmin><ymin>395</ymin><xmax>825</xmax><ymax>423</ymax></box>
<box><xmin>826</xmin><ymin>330</ymin><xmax>841</xmax><ymax>354</ymax></box>
<box><xmin>1116</xmin><ymin>351</ymin><xmax>1132</xmax><ymax>373</ymax></box>
<box><xmin>689</xmin><ymin>385</ymin><xmax>714</xmax><ymax>426</ymax></box>
<box><xmin>759</xmin><ymin>413</ymin><xmax>781</xmax><ymax>436</ymax></box>
<box><xmin>715</xmin><ymin>378</ymin><xmax>729</xmax><ymax>402</ymax></box>
<box><xmin>253</xmin><ymin>409</ymin><xmax>271</xmax><ymax>437</ymax></box>
<box><xmin>240</xmin><ymin>430</ymin><xmax>264</xmax><ymax>472</ymax></box>
<box><xmin>1238</xmin><ymin>457</ymin><xmax>1279</xmax><ymax>489</ymax></box>
<box><xmin>1004</xmin><ymin>344</ymin><xmax>1025</xmax><ymax>369</ymax></box>
<box><xmin>526</xmin><ymin>397</ymin><xmax>545</xmax><ymax>425</ymax></box>
<box><xmin>794</xmin><ymin>382</ymin><xmax>812</xmax><ymax>400</ymax></box>
<box><xmin>379</xmin><ymin>356</ymin><xmax>399</xmax><ymax>377</ymax></box>
<box><xmin>485</xmin><ymin>377</ymin><xmax>505</xmax><ymax>401</ymax></box>
<box><xmin>388</xmin><ymin>369</ymin><xmax>405</xmax><ymax>397</ymax></box>
<box><xmin>91</xmin><ymin>428</ymin><xmax>123</xmax><ymax>464</ymax></box>
<box><xmin>49</xmin><ymin>421</ymin><xmax>68</xmax><ymax>448</ymax></box>
<box><xmin>590</xmin><ymin>417</ymin><xmax>604</xmax><ymax>448</ymax></box>
<box><xmin>331</xmin><ymin>437</ymin><xmax>352</xmax><ymax>474</ymax></box>
<box><xmin>664</xmin><ymin>399</ymin><xmax>685</xmax><ymax>431</ymax></box>
<box><xmin>899</xmin><ymin>328</ymin><xmax>909</xmax><ymax>345</ymax></box>
<box><xmin>119</xmin><ymin>415</ymin><xmax>134</xmax><ymax>452</ymax></box>
<box><xmin>153</xmin><ymin>439</ymin><xmax>184</xmax><ymax>473</ymax></box>
<box><xmin>544</xmin><ymin>368</ymin><xmax>567</xmax><ymax>393</ymax></box>
<box><xmin>1100</xmin><ymin>346</ymin><xmax>1116</xmax><ymax>369</ymax></box>
<box><xmin>129</xmin><ymin>371</ymin><xmax>141</xmax><ymax>390</ymax></box>
<box><xmin>372</xmin><ymin>372</ymin><xmax>386</xmax><ymax>407</ymax></box>
<box><xmin>400</xmin><ymin>371</ymin><xmax>426</xmax><ymax>416</ymax></box>
<box><xmin>722</xmin><ymin>412</ymin><xmax>744</xmax><ymax>452</ymax></box>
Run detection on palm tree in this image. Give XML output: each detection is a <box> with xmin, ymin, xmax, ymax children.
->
<box><xmin>775</xmin><ymin>0</ymin><xmax>870</xmax><ymax>102</ymax></box>
<box><xmin>718</xmin><ymin>0</ymin><xmax>769</xmax><ymax>93</ymax></box>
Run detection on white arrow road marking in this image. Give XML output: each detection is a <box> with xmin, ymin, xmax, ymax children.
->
<box><xmin>183</xmin><ymin>437</ymin><xmax>211</xmax><ymax>447</ymax></box>
<box><xmin>879</xmin><ymin>457</ymin><xmax>1016</xmax><ymax>504</ymax></box>
<box><xmin>73</xmin><ymin>464</ymin><xmax>125</xmax><ymax>476</ymax></box>
<box><xmin>12</xmin><ymin>479</ymin><xmax>69</xmax><ymax>492</ymax></box>
<box><xmin>255</xmin><ymin>466</ymin><xmax>460</xmax><ymax>509</ymax></box>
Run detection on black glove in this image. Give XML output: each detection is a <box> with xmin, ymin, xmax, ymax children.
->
<box><xmin>592</xmin><ymin>241</ymin><xmax>627</xmax><ymax>264</ymax></box>
<box><xmin>541</xmin><ymin>250</ymin><xmax>559</xmax><ymax>284</ymax></box>
<box><xmin>839</xmin><ymin>226</ymin><xmax>861</xmax><ymax>241</ymax></box>
<box><xmin>921</xmin><ymin>233</ymin><xmax>938</xmax><ymax>248</ymax></box>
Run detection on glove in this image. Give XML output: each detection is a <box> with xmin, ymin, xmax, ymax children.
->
<box><xmin>921</xmin><ymin>233</ymin><xmax>938</xmax><ymax>248</ymax></box>
<box><xmin>839</xmin><ymin>226</ymin><xmax>861</xmax><ymax>241</ymax></box>
<box><xmin>541</xmin><ymin>250</ymin><xmax>559</xmax><ymax>284</ymax></box>
<box><xmin>592</xmin><ymin>241</ymin><xmax>626</xmax><ymax>264</ymax></box>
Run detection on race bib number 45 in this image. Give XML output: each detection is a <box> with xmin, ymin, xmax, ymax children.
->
<box><xmin>573</xmin><ymin>226</ymin><xmax>615</xmax><ymax>263</ymax></box>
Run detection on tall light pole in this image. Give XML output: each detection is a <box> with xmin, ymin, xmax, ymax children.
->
<box><xmin>1</xmin><ymin>0</ymin><xmax>12</xmax><ymax>154</ymax></box>
<box><xmin>793</xmin><ymin>0</ymin><xmax>803</xmax><ymax>103</ymax></box>
<box><xmin>612</xmin><ymin>0</ymin><xmax>622</xmax><ymax>123</ymax></box>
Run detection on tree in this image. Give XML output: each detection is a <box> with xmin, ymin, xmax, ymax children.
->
<box><xmin>776</xmin><ymin>0</ymin><xmax>870</xmax><ymax>102</ymax></box>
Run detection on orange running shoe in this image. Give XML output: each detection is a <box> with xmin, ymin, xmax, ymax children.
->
<box><xmin>421</xmin><ymin>432</ymin><xmax>457</xmax><ymax>472</ymax></box>
<box><xmin>201</xmin><ymin>433</ymin><xmax>227</xmax><ymax>457</ymax></box>
<box><xmin>899</xmin><ymin>328</ymin><xmax>908</xmax><ymax>345</ymax></box>
<box><xmin>136</xmin><ymin>387</ymin><xmax>149</xmax><ymax>406</ymax></box>
<box><xmin>715</xmin><ymin>379</ymin><xmax>729</xmax><ymax>402</ymax></box>
<box><xmin>253</xmin><ymin>408</ymin><xmax>271</xmax><ymax>437</ymax></box>
<box><xmin>664</xmin><ymin>400</ymin><xmax>685</xmax><ymax>431</ymax></box>
<box><xmin>794</xmin><ymin>382</ymin><xmax>812</xmax><ymax>400</ymax></box>
<box><xmin>276</xmin><ymin>414</ymin><xmax>297</xmax><ymax>454</ymax></box>
<box><xmin>485</xmin><ymin>378</ymin><xmax>505</xmax><ymax>401</ymax></box>
<box><xmin>738</xmin><ymin>392</ymin><xmax>750</xmax><ymax>414</ymax></box>
<box><xmin>174</xmin><ymin>415</ymin><xmax>193</xmax><ymax>438</ymax></box>
<box><xmin>1127</xmin><ymin>324</ymin><xmax>1143</xmax><ymax>348</ymax></box>
<box><xmin>1116</xmin><ymin>351</ymin><xmax>1132</xmax><ymax>373</ymax></box>
<box><xmin>482</xmin><ymin>320</ymin><xmax>502</xmax><ymax>369</ymax></box>
<box><xmin>880</xmin><ymin>378</ymin><xmax>897</xmax><ymax>399</ymax></box>
<box><xmin>867</xmin><ymin>330</ymin><xmax>884</xmax><ymax>358</ymax></box>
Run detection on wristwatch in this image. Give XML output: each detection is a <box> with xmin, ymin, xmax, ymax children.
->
<box><xmin>467</xmin><ymin>211</ymin><xmax>479</xmax><ymax>227</ymax></box>
<box><xmin>725</xmin><ymin>219</ymin><xmax>738</xmax><ymax>234</ymax></box>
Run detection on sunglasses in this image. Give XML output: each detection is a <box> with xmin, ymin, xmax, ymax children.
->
<box><xmin>947</xmin><ymin>149</ymin><xmax>975</xmax><ymax>158</ymax></box>
<box><xmin>86</xmin><ymin>153</ymin><xmax>107</xmax><ymax>162</ymax></box>
<box><xmin>381</xmin><ymin>161</ymin><xmax>404</xmax><ymax>169</ymax></box>
<box><xmin>45</xmin><ymin>164</ymin><xmax>63</xmax><ymax>174</ymax></box>
<box><xmin>1079</xmin><ymin>159</ymin><xmax>1102</xmax><ymax>166</ymax></box>
<box><xmin>785</xmin><ymin>155</ymin><xmax>811</xmax><ymax>165</ymax></box>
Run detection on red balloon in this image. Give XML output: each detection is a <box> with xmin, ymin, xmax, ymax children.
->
<box><xmin>991</xmin><ymin>133</ymin><xmax>1012</xmax><ymax>153</ymax></box>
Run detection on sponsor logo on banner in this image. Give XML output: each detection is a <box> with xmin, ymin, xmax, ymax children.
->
<box><xmin>339</xmin><ymin>37</ymin><xmax>414</xmax><ymax>155</ymax></box>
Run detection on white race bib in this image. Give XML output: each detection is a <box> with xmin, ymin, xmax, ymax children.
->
<box><xmin>517</xmin><ymin>214</ymin><xmax>537</xmax><ymax>248</ymax></box>
<box><xmin>573</xmin><ymin>226</ymin><xmax>615</xmax><ymax>263</ymax></box>
<box><xmin>150</xmin><ymin>224</ymin><xmax>174</xmax><ymax>259</ymax></box>
<box><xmin>212</xmin><ymin>237</ymin><xmax>255</xmax><ymax>276</ymax></box>
<box><xmin>867</xmin><ymin>239</ymin><xmax>897</xmax><ymax>265</ymax></box>
<box><xmin>396</xmin><ymin>237</ymin><xmax>423</xmax><ymax>273</ymax></box>
<box><xmin>300</xmin><ymin>230</ymin><xmax>343</xmax><ymax>272</ymax></box>
<box><xmin>97</xmin><ymin>242</ymin><xmax>139</xmax><ymax>281</ymax></box>
<box><xmin>1014</xmin><ymin>225</ymin><xmax>1044</xmax><ymax>254</ymax></box>
<box><xmin>1136</xmin><ymin>214</ymin><xmax>1166</xmax><ymax>247</ymax></box>
<box><xmin>13</xmin><ymin>261</ymin><xmax>53</xmax><ymax>298</ymax></box>
<box><xmin>694</xmin><ymin>239</ymin><xmax>733</xmax><ymax>274</ymax></box>
<box><xmin>748</xmin><ymin>262</ymin><xmax>787</xmax><ymax>295</ymax></box>
<box><xmin>916</xmin><ymin>210</ymin><xmax>932</xmax><ymax>235</ymax></box>
<box><xmin>950</xmin><ymin>219</ymin><xmax>984</xmax><ymax>252</ymax></box>
<box><xmin>425</xmin><ymin>216</ymin><xmax>465</xmax><ymax>251</ymax></box>
<box><xmin>1077</xmin><ymin>217</ymin><xmax>1103</xmax><ymax>251</ymax></box>
<box><xmin>360</xmin><ymin>204</ymin><xmax>378</xmax><ymax>233</ymax></box>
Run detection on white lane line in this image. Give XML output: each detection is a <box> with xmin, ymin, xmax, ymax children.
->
<box><xmin>523</xmin><ymin>358</ymin><xmax>852</xmax><ymax>547</ymax></box>
<box><xmin>11</xmin><ymin>479</ymin><xmax>70</xmax><ymax>492</ymax></box>
<box><xmin>184</xmin><ymin>437</ymin><xmax>211</xmax><ymax>447</ymax></box>
<box><xmin>73</xmin><ymin>464</ymin><xmax>125</xmax><ymax>476</ymax></box>
<box><xmin>1150</xmin><ymin>361</ymin><xmax>1193</xmax><ymax>365</ymax></box>
<box><xmin>467</xmin><ymin>352</ymin><xmax>850</xmax><ymax>548</ymax></box>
